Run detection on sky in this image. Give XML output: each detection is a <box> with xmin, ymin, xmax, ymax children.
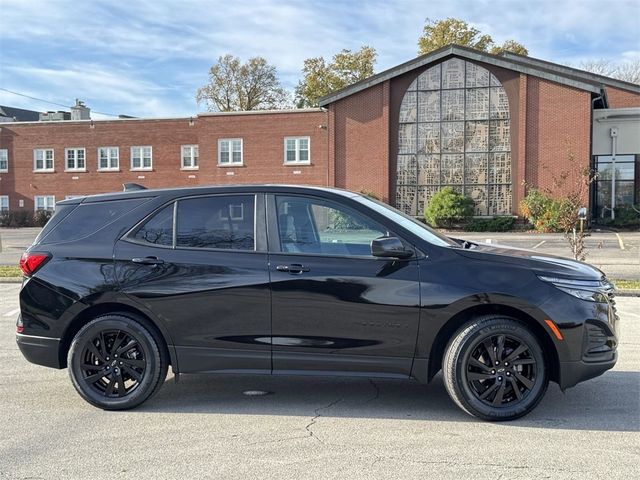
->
<box><xmin>0</xmin><ymin>0</ymin><xmax>639</xmax><ymax>119</ymax></box>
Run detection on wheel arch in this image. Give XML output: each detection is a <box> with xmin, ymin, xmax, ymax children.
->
<box><xmin>58</xmin><ymin>302</ymin><xmax>176</xmax><ymax>370</ymax></box>
<box><xmin>427</xmin><ymin>303</ymin><xmax>560</xmax><ymax>384</ymax></box>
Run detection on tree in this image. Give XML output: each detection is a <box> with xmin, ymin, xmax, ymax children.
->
<box><xmin>418</xmin><ymin>18</ymin><xmax>528</xmax><ymax>56</ymax></box>
<box><xmin>295</xmin><ymin>46</ymin><xmax>376</xmax><ymax>107</ymax></box>
<box><xmin>579</xmin><ymin>58</ymin><xmax>640</xmax><ymax>84</ymax></box>
<box><xmin>490</xmin><ymin>40</ymin><xmax>529</xmax><ymax>56</ymax></box>
<box><xmin>196</xmin><ymin>55</ymin><xmax>290</xmax><ymax>111</ymax></box>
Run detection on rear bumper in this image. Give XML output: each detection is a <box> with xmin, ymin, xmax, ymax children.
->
<box><xmin>16</xmin><ymin>333</ymin><xmax>62</xmax><ymax>369</ymax></box>
<box><xmin>559</xmin><ymin>352</ymin><xmax>617</xmax><ymax>390</ymax></box>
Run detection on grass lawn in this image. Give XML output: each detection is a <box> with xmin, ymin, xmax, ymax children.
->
<box><xmin>612</xmin><ymin>279</ymin><xmax>640</xmax><ymax>290</ymax></box>
<box><xmin>0</xmin><ymin>266</ymin><xmax>21</xmax><ymax>277</ymax></box>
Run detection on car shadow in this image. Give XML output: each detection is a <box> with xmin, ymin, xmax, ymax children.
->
<box><xmin>137</xmin><ymin>370</ymin><xmax>640</xmax><ymax>432</ymax></box>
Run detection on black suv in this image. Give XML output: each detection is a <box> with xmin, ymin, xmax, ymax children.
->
<box><xmin>16</xmin><ymin>185</ymin><xmax>618</xmax><ymax>420</ymax></box>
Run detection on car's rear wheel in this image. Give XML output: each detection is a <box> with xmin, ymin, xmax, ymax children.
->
<box><xmin>443</xmin><ymin>315</ymin><xmax>548</xmax><ymax>421</ymax></box>
<box><xmin>68</xmin><ymin>314</ymin><xmax>168</xmax><ymax>410</ymax></box>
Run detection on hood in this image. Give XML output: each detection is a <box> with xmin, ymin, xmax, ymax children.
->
<box><xmin>452</xmin><ymin>241</ymin><xmax>604</xmax><ymax>280</ymax></box>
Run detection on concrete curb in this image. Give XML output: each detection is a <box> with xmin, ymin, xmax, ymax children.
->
<box><xmin>1</xmin><ymin>277</ymin><xmax>638</xmax><ymax>296</ymax></box>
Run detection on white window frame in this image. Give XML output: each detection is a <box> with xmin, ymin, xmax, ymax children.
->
<box><xmin>33</xmin><ymin>148</ymin><xmax>55</xmax><ymax>172</ymax></box>
<box><xmin>0</xmin><ymin>195</ymin><xmax>8</xmax><ymax>212</ymax></box>
<box><xmin>218</xmin><ymin>138</ymin><xmax>243</xmax><ymax>166</ymax></box>
<box><xmin>284</xmin><ymin>136</ymin><xmax>311</xmax><ymax>165</ymax></box>
<box><xmin>181</xmin><ymin>145</ymin><xmax>199</xmax><ymax>170</ymax></box>
<box><xmin>64</xmin><ymin>147</ymin><xmax>86</xmax><ymax>172</ymax></box>
<box><xmin>0</xmin><ymin>149</ymin><xmax>8</xmax><ymax>173</ymax></box>
<box><xmin>131</xmin><ymin>146</ymin><xmax>153</xmax><ymax>171</ymax></box>
<box><xmin>34</xmin><ymin>195</ymin><xmax>55</xmax><ymax>212</ymax></box>
<box><xmin>97</xmin><ymin>147</ymin><xmax>119</xmax><ymax>171</ymax></box>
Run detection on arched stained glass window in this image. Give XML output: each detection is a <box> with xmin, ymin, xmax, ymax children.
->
<box><xmin>396</xmin><ymin>58</ymin><xmax>512</xmax><ymax>216</ymax></box>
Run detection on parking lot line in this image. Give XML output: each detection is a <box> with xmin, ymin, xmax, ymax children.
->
<box><xmin>615</xmin><ymin>233</ymin><xmax>625</xmax><ymax>250</ymax></box>
<box><xmin>3</xmin><ymin>308</ymin><xmax>19</xmax><ymax>317</ymax></box>
<box><xmin>532</xmin><ymin>240</ymin><xmax>546</xmax><ymax>249</ymax></box>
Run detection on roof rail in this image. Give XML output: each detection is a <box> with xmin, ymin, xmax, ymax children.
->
<box><xmin>123</xmin><ymin>183</ymin><xmax>147</xmax><ymax>192</ymax></box>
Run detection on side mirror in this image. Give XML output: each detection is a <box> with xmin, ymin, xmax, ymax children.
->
<box><xmin>371</xmin><ymin>236</ymin><xmax>413</xmax><ymax>259</ymax></box>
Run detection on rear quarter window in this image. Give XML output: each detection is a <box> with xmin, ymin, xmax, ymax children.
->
<box><xmin>39</xmin><ymin>198</ymin><xmax>149</xmax><ymax>244</ymax></box>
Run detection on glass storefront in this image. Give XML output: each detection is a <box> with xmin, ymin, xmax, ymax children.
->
<box><xmin>594</xmin><ymin>155</ymin><xmax>638</xmax><ymax>219</ymax></box>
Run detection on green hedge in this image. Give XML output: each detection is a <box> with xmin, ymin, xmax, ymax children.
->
<box><xmin>465</xmin><ymin>217</ymin><xmax>515</xmax><ymax>232</ymax></box>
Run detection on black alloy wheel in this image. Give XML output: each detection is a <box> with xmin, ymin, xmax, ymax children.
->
<box><xmin>68</xmin><ymin>315</ymin><xmax>168</xmax><ymax>410</ymax></box>
<box><xmin>464</xmin><ymin>333</ymin><xmax>537</xmax><ymax>407</ymax></box>
<box><xmin>443</xmin><ymin>315</ymin><xmax>548</xmax><ymax>421</ymax></box>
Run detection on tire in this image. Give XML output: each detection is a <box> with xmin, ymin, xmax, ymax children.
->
<box><xmin>443</xmin><ymin>315</ymin><xmax>548</xmax><ymax>421</ymax></box>
<box><xmin>67</xmin><ymin>314</ymin><xmax>168</xmax><ymax>410</ymax></box>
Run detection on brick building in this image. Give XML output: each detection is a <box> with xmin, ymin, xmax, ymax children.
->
<box><xmin>1</xmin><ymin>45</ymin><xmax>639</xmax><ymax>219</ymax></box>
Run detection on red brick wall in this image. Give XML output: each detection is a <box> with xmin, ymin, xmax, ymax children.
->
<box><xmin>524</xmin><ymin>77</ymin><xmax>592</xmax><ymax>206</ymax></box>
<box><xmin>606</xmin><ymin>86</ymin><xmax>640</xmax><ymax>109</ymax></box>
<box><xmin>0</xmin><ymin>111</ymin><xmax>327</xmax><ymax>210</ymax></box>
<box><xmin>330</xmin><ymin>82</ymin><xmax>390</xmax><ymax>201</ymax></box>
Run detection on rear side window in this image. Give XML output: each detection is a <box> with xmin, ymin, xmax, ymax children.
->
<box><xmin>176</xmin><ymin>195</ymin><xmax>255</xmax><ymax>250</ymax></box>
<box><xmin>40</xmin><ymin>198</ymin><xmax>148</xmax><ymax>244</ymax></box>
<box><xmin>132</xmin><ymin>203</ymin><xmax>174</xmax><ymax>246</ymax></box>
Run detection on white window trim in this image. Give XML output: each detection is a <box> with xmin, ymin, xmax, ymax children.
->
<box><xmin>33</xmin><ymin>148</ymin><xmax>55</xmax><ymax>173</ymax></box>
<box><xmin>34</xmin><ymin>195</ymin><xmax>55</xmax><ymax>212</ymax></box>
<box><xmin>0</xmin><ymin>195</ymin><xmax>8</xmax><ymax>212</ymax></box>
<box><xmin>64</xmin><ymin>147</ymin><xmax>87</xmax><ymax>172</ymax></box>
<box><xmin>283</xmin><ymin>136</ymin><xmax>311</xmax><ymax>165</ymax></box>
<box><xmin>218</xmin><ymin>138</ymin><xmax>243</xmax><ymax>166</ymax></box>
<box><xmin>130</xmin><ymin>146</ymin><xmax>153</xmax><ymax>171</ymax></box>
<box><xmin>97</xmin><ymin>147</ymin><xmax>120</xmax><ymax>172</ymax></box>
<box><xmin>0</xmin><ymin>149</ymin><xmax>8</xmax><ymax>173</ymax></box>
<box><xmin>181</xmin><ymin>145</ymin><xmax>199</xmax><ymax>170</ymax></box>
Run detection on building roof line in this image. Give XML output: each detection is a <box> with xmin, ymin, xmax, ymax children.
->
<box><xmin>500</xmin><ymin>52</ymin><xmax>640</xmax><ymax>93</ymax></box>
<box><xmin>318</xmin><ymin>45</ymin><xmax>637</xmax><ymax>106</ymax></box>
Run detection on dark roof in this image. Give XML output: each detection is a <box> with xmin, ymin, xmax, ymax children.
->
<box><xmin>318</xmin><ymin>45</ymin><xmax>640</xmax><ymax>106</ymax></box>
<box><xmin>0</xmin><ymin>105</ymin><xmax>41</xmax><ymax>122</ymax></box>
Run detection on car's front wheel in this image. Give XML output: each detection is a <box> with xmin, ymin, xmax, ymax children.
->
<box><xmin>443</xmin><ymin>315</ymin><xmax>548</xmax><ymax>421</ymax></box>
<box><xmin>67</xmin><ymin>314</ymin><xmax>168</xmax><ymax>410</ymax></box>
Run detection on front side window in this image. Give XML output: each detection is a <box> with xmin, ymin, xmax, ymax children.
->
<box><xmin>181</xmin><ymin>145</ymin><xmax>199</xmax><ymax>169</ymax></box>
<box><xmin>218</xmin><ymin>139</ymin><xmax>243</xmax><ymax>165</ymax></box>
<box><xmin>34</xmin><ymin>149</ymin><xmax>54</xmax><ymax>172</ymax></box>
<box><xmin>276</xmin><ymin>196</ymin><xmax>387</xmax><ymax>256</ymax></box>
<box><xmin>0</xmin><ymin>149</ymin><xmax>8</xmax><ymax>172</ymax></box>
<box><xmin>284</xmin><ymin>137</ymin><xmax>310</xmax><ymax>164</ymax></box>
<box><xmin>132</xmin><ymin>203</ymin><xmax>174</xmax><ymax>246</ymax></box>
<box><xmin>65</xmin><ymin>148</ymin><xmax>86</xmax><ymax>171</ymax></box>
<box><xmin>177</xmin><ymin>195</ymin><xmax>254</xmax><ymax>250</ymax></box>
<box><xmin>98</xmin><ymin>147</ymin><xmax>119</xmax><ymax>171</ymax></box>
<box><xmin>0</xmin><ymin>195</ymin><xmax>8</xmax><ymax>212</ymax></box>
<box><xmin>34</xmin><ymin>195</ymin><xmax>55</xmax><ymax>211</ymax></box>
<box><xmin>131</xmin><ymin>146</ymin><xmax>152</xmax><ymax>170</ymax></box>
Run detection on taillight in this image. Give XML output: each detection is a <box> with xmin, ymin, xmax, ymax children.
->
<box><xmin>16</xmin><ymin>315</ymin><xmax>24</xmax><ymax>334</ymax></box>
<box><xmin>19</xmin><ymin>252</ymin><xmax>50</xmax><ymax>276</ymax></box>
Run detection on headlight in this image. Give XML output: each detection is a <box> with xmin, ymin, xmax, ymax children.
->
<box><xmin>537</xmin><ymin>275</ymin><xmax>610</xmax><ymax>303</ymax></box>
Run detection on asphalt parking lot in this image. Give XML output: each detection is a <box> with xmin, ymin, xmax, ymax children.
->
<box><xmin>2</xmin><ymin>228</ymin><xmax>639</xmax><ymax>279</ymax></box>
<box><xmin>0</xmin><ymin>283</ymin><xmax>638</xmax><ymax>479</ymax></box>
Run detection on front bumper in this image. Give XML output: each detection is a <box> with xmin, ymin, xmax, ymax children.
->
<box><xmin>16</xmin><ymin>333</ymin><xmax>62</xmax><ymax>369</ymax></box>
<box><xmin>559</xmin><ymin>352</ymin><xmax>618</xmax><ymax>389</ymax></box>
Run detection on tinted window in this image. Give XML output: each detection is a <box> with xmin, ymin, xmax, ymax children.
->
<box><xmin>40</xmin><ymin>198</ymin><xmax>148</xmax><ymax>244</ymax></box>
<box><xmin>132</xmin><ymin>203</ymin><xmax>174</xmax><ymax>246</ymax></box>
<box><xmin>276</xmin><ymin>196</ymin><xmax>387</xmax><ymax>256</ymax></box>
<box><xmin>176</xmin><ymin>195</ymin><xmax>254</xmax><ymax>250</ymax></box>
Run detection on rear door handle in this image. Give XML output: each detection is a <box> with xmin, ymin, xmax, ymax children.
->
<box><xmin>276</xmin><ymin>264</ymin><xmax>310</xmax><ymax>274</ymax></box>
<box><xmin>132</xmin><ymin>256</ymin><xmax>164</xmax><ymax>265</ymax></box>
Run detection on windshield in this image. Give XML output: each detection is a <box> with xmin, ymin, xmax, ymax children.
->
<box><xmin>353</xmin><ymin>195</ymin><xmax>458</xmax><ymax>247</ymax></box>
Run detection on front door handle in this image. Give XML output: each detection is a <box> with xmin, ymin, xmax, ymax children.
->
<box><xmin>132</xmin><ymin>256</ymin><xmax>164</xmax><ymax>265</ymax></box>
<box><xmin>276</xmin><ymin>264</ymin><xmax>310</xmax><ymax>274</ymax></box>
